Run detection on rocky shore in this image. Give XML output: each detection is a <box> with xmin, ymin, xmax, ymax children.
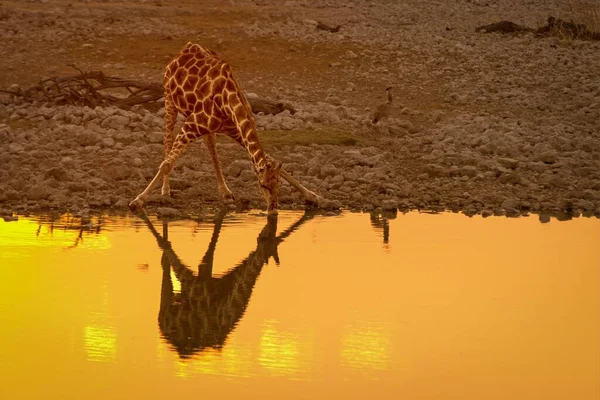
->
<box><xmin>1</xmin><ymin>0</ymin><xmax>599</xmax><ymax>219</ymax></box>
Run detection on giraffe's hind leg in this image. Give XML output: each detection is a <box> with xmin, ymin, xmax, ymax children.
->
<box><xmin>161</xmin><ymin>95</ymin><xmax>178</xmax><ymax>197</ymax></box>
<box><xmin>202</xmin><ymin>133</ymin><xmax>234</xmax><ymax>202</ymax></box>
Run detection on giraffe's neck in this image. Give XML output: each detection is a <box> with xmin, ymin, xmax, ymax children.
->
<box><xmin>236</xmin><ymin>116</ymin><xmax>269</xmax><ymax>172</ymax></box>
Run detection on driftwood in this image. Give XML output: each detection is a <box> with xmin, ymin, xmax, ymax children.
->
<box><xmin>476</xmin><ymin>21</ymin><xmax>534</xmax><ymax>34</ymax></box>
<box><xmin>0</xmin><ymin>66</ymin><xmax>163</xmax><ymax>110</ymax></box>
<box><xmin>0</xmin><ymin>67</ymin><xmax>295</xmax><ymax>115</ymax></box>
<box><xmin>246</xmin><ymin>95</ymin><xmax>296</xmax><ymax>115</ymax></box>
<box><xmin>477</xmin><ymin>16</ymin><xmax>600</xmax><ymax>40</ymax></box>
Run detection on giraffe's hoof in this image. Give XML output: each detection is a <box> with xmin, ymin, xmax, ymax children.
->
<box><xmin>129</xmin><ymin>198</ymin><xmax>145</xmax><ymax>210</ymax></box>
<box><xmin>223</xmin><ymin>193</ymin><xmax>235</xmax><ymax>203</ymax></box>
<box><xmin>304</xmin><ymin>192</ymin><xmax>322</xmax><ymax>206</ymax></box>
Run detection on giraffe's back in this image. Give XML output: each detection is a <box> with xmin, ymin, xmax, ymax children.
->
<box><xmin>163</xmin><ymin>42</ymin><xmax>249</xmax><ymax>124</ymax></box>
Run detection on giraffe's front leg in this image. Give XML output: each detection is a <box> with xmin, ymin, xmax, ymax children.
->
<box><xmin>161</xmin><ymin>179</ymin><xmax>171</xmax><ymax>197</ymax></box>
<box><xmin>203</xmin><ymin>133</ymin><xmax>235</xmax><ymax>202</ymax></box>
<box><xmin>161</xmin><ymin>101</ymin><xmax>178</xmax><ymax>197</ymax></box>
<box><xmin>130</xmin><ymin>160</ymin><xmax>175</xmax><ymax>209</ymax></box>
<box><xmin>279</xmin><ymin>168</ymin><xmax>323</xmax><ymax>205</ymax></box>
<box><xmin>130</xmin><ymin>134</ymin><xmax>189</xmax><ymax>210</ymax></box>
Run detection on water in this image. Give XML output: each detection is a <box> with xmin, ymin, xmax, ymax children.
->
<box><xmin>0</xmin><ymin>211</ymin><xmax>598</xmax><ymax>400</ymax></box>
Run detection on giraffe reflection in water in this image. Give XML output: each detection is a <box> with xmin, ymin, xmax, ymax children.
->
<box><xmin>140</xmin><ymin>210</ymin><xmax>316</xmax><ymax>358</ymax></box>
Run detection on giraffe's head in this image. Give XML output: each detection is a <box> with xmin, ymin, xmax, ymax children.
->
<box><xmin>258</xmin><ymin>159</ymin><xmax>282</xmax><ymax>214</ymax></box>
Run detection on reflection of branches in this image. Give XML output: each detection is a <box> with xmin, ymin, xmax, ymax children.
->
<box><xmin>139</xmin><ymin>210</ymin><xmax>316</xmax><ymax>358</ymax></box>
<box><xmin>66</xmin><ymin>229</ymin><xmax>85</xmax><ymax>250</ymax></box>
<box><xmin>33</xmin><ymin>214</ymin><xmax>104</xmax><ymax>250</ymax></box>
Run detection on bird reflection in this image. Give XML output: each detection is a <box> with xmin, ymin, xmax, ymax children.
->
<box><xmin>139</xmin><ymin>210</ymin><xmax>316</xmax><ymax>358</ymax></box>
<box><xmin>370</xmin><ymin>210</ymin><xmax>396</xmax><ymax>245</ymax></box>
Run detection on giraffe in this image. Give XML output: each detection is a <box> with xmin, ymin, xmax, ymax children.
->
<box><xmin>139</xmin><ymin>210</ymin><xmax>316</xmax><ymax>357</ymax></box>
<box><xmin>129</xmin><ymin>42</ymin><xmax>321</xmax><ymax>214</ymax></box>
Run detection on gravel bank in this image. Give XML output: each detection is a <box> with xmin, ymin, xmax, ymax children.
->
<box><xmin>0</xmin><ymin>0</ymin><xmax>598</xmax><ymax>219</ymax></box>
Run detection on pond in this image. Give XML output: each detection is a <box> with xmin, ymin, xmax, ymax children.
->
<box><xmin>0</xmin><ymin>211</ymin><xmax>598</xmax><ymax>400</ymax></box>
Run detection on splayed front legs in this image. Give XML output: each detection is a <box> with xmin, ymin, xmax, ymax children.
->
<box><xmin>279</xmin><ymin>168</ymin><xmax>322</xmax><ymax>205</ymax></box>
<box><xmin>131</xmin><ymin>125</ymin><xmax>236</xmax><ymax>210</ymax></box>
<box><xmin>130</xmin><ymin>126</ymin><xmax>322</xmax><ymax>210</ymax></box>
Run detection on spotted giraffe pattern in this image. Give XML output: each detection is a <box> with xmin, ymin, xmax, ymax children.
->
<box><xmin>163</xmin><ymin>42</ymin><xmax>268</xmax><ymax>170</ymax></box>
<box><xmin>130</xmin><ymin>42</ymin><xmax>285</xmax><ymax>213</ymax></box>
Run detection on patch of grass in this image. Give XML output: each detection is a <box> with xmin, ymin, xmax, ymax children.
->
<box><xmin>258</xmin><ymin>128</ymin><xmax>360</xmax><ymax>147</ymax></box>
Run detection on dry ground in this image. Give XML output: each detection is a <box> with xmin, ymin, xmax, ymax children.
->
<box><xmin>1</xmin><ymin>0</ymin><xmax>599</xmax><ymax>219</ymax></box>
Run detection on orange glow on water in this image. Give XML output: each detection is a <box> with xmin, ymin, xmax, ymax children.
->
<box><xmin>0</xmin><ymin>212</ymin><xmax>598</xmax><ymax>399</ymax></box>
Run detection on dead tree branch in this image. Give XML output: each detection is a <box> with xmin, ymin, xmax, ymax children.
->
<box><xmin>1</xmin><ymin>68</ymin><xmax>295</xmax><ymax>115</ymax></box>
<box><xmin>476</xmin><ymin>15</ymin><xmax>600</xmax><ymax>40</ymax></box>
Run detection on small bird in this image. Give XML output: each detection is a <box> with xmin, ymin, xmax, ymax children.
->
<box><xmin>372</xmin><ymin>85</ymin><xmax>393</xmax><ymax>124</ymax></box>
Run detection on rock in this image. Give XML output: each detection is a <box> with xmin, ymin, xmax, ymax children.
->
<box><xmin>319</xmin><ymin>198</ymin><xmax>342</xmax><ymax>209</ymax></box>
<box><xmin>498</xmin><ymin>157</ymin><xmax>519</xmax><ymax>169</ymax></box>
<box><xmin>38</xmin><ymin>107</ymin><xmax>56</xmax><ymax>119</ymax></box>
<box><xmin>44</xmin><ymin>167</ymin><xmax>69</xmax><ymax>182</ymax></box>
<box><xmin>114</xmin><ymin>198</ymin><xmax>129</xmax><ymax>208</ymax></box>
<box><xmin>149</xmin><ymin>131</ymin><xmax>163</xmax><ymax>144</ymax></box>
<box><xmin>227</xmin><ymin>159</ymin><xmax>252</xmax><ymax>177</ymax></box>
<box><xmin>537</xmin><ymin>151</ymin><xmax>558</xmax><ymax>164</ymax></box>
<box><xmin>364</xmin><ymin>154</ymin><xmax>383</xmax><ymax>167</ymax></box>
<box><xmin>104</xmin><ymin>163</ymin><xmax>131</xmax><ymax>181</ymax></box>
<box><xmin>320</xmin><ymin>164</ymin><xmax>338</xmax><ymax>177</ymax></box>
<box><xmin>75</xmin><ymin>131</ymin><xmax>102</xmax><ymax>147</ymax></box>
<box><xmin>498</xmin><ymin>172</ymin><xmax>522</xmax><ymax>185</ymax></box>
<box><xmin>576</xmin><ymin>199</ymin><xmax>596</xmax><ymax>211</ymax></box>
<box><xmin>239</xmin><ymin>169</ymin><xmax>255</xmax><ymax>182</ymax></box>
<box><xmin>67</xmin><ymin>182</ymin><xmax>89</xmax><ymax>192</ymax></box>
<box><xmin>156</xmin><ymin>207</ymin><xmax>181</xmax><ymax>218</ymax></box>
<box><xmin>331</xmin><ymin>174</ymin><xmax>345</xmax><ymax>184</ymax></box>
<box><xmin>27</xmin><ymin>185</ymin><xmax>52</xmax><ymax>200</ymax></box>
<box><xmin>425</xmin><ymin>164</ymin><xmax>449</xmax><ymax>177</ymax></box>
<box><xmin>461</xmin><ymin>165</ymin><xmax>478</xmax><ymax>177</ymax></box>
<box><xmin>449</xmin><ymin>166</ymin><xmax>461</xmax><ymax>177</ymax></box>
<box><xmin>102</xmin><ymin>115</ymin><xmax>130</xmax><ymax>130</ymax></box>
<box><xmin>102</xmin><ymin>137</ymin><xmax>115</xmax><ymax>148</ymax></box>
<box><xmin>539</xmin><ymin>214</ymin><xmax>551</xmax><ymax>223</ymax></box>
<box><xmin>501</xmin><ymin>199</ymin><xmax>519</xmax><ymax>210</ymax></box>
<box><xmin>381</xmin><ymin>199</ymin><xmax>398</xmax><ymax>211</ymax></box>
<box><xmin>463</xmin><ymin>205</ymin><xmax>477</xmax><ymax>217</ymax></box>
<box><xmin>9</xmin><ymin>143</ymin><xmax>24</xmax><ymax>154</ymax></box>
<box><xmin>132</xmin><ymin>157</ymin><xmax>144</xmax><ymax>167</ymax></box>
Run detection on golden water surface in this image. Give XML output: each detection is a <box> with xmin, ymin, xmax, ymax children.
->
<box><xmin>0</xmin><ymin>211</ymin><xmax>598</xmax><ymax>400</ymax></box>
